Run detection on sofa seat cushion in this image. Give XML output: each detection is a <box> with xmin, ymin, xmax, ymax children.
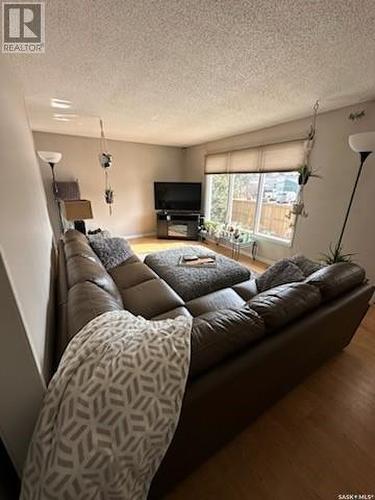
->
<box><xmin>232</xmin><ymin>279</ymin><xmax>258</xmax><ymax>301</ymax></box>
<box><xmin>190</xmin><ymin>307</ymin><xmax>265</xmax><ymax>378</ymax></box>
<box><xmin>66</xmin><ymin>255</ymin><xmax>123</xmax><ymax>304</ymax></box>
<box><xmin>67</xmin><ymin>281</ymin><xmax>123</xmax><ymax>339</ymax></box>
<box><xmin>144</xmin><ymin>246</ymin><xmax>250</xmax><ymax>301</ymax></box>
<box><xmin>256</xmin><ymin>259</ymin><xmax>305</xmax><ymax>293</ymax></box>
<box><xmin>305</xmin><ymin>262</ymin><xmax>366</xmax><ymax>301</ymax></box>
<box><xmin>248</xmin><ymin>282</ymin><xmax>321</xmax><ymax>331</ymax></box>
<box><xmin>109</xmin><ymin>261</ymin><xmax>158</xmax><ymax>290</ymax></box>
<box><xmin>120</xmin><ymin>279</ymin><xmax>184</xmax><ymax>319</ymax></box>
<box><xmin>186</xmin><ymin>289</ymin><xmax>245</xmax><ymax>317</ymax></box>
<box><xmin>152</xmin><ymin>307</ymin><xmax>193</xmax><ymax>320</ymax></box>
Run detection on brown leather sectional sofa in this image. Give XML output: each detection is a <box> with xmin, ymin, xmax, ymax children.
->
<box><xmin>56</xmin><ymin>230</ymin><xmax>374</xmax><ymax>498</ymax></box>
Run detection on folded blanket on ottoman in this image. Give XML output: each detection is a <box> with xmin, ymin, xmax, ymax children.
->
<box><xmin>145</xmin><ymin>246</ymin><xmax>250</xmax><ymax>301</ymax></box>
<box><xmin>21</xmin><ymin>311</ymin><xmax>192</xmax><ymax>500</ymax></box>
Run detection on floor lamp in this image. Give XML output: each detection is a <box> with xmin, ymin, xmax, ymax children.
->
<box><xmin>337</xmin><ymin>132</ymin><xmax>375</xmax><ymax>251</ymax></box>
<box><xmin>37</xmin><ymin>150</ymin><xmax>64</xmax><ymax>232</ymax></box>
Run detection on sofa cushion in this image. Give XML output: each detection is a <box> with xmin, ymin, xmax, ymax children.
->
<box><xmin>232</xmin><ymin>279</ymin><xmax>258</xmax><ymax>301</ymax></box>
<box><xmin>186</xmin><ymin>289</ymin><xmax>245</xmax><ymax>317</ymax></box>
<box><xmin>66</xmin><ymin>254</ymin><xmax>123</xmax><ymax>303</ymax></box>
<box><xmin>64</xmin><ymin>239</ymin><xmax>101</xmax><ymax>262</ymax></box>
<box><xmin>305</xmin><ymin>262</ymin><xmax>366</xmax><ymax>301</ymax></box>
<box><xmin>152</xmin><ymin>306</ymin><xmax>193</xmax><ymax>320</ymax></box>
<box><xmin>256</xmin><ymin>259</ymin><xmax>305</xmax><ymax>293</ymax></box>
<box><xmin>109</xmin><ymin>261</ymin><xmax>158</xmax><ymax>290</ymax></box>
<box><xmin>67</xmin><ymin>281</ymin><xmax>123</xmax><ymax>339</ymax></box>
<box><xmin>90</xmin><ymin>237</ymin><xmax>134</xmax><ymax>270</ymax></box>
<box><xmin>63</xmin><ymin>229</ymin><xmax>88</xmax><ymax>244</ymax></box>
<box><xmin>120</xmin><ymin>279</ymin><xmax>184</xmax><ymax>319</ymax></box>
<box><xmin>190</xmin><ymin>307</ymin><xmax>265</xmax><ymax>378</ymax></box>
<box><xmin>248</xmin><ymin>282</ymin><xmax>321</xmax><ymax>331</ymax></box>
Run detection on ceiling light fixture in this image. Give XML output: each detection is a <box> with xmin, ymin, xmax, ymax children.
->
<box><xmin>51</xmin><ymin>98</ymin><xmax>72</xmax><ymax>109</ymax></box>
<box><xmin>53</xmin><ymin>113</ymin><xmax>77</xmax><ymax>121</ymax></box>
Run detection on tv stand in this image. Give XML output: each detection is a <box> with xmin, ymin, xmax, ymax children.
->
<box><xmin>156</xmin><ymin>211</ymin><xmax>203</xmax><ymax>240</ymax></box>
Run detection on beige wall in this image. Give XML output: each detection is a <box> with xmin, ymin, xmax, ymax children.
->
<box><xmin>184</xmin><ymin>101</ymin><xmax>375</xmax><ymax>284</ymax></box>
<box><xmin>0</xmin><ymin>60</ymin><xmax>54</xmax><ymax>472</ymax></box>
<box><xmin>33</xmin><ymin>132</ymin><xmax>184</xmax><ymax>239</ymax></box>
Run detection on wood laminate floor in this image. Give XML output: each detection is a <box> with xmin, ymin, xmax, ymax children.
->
<box><xmin>131</xmin><ymin>237</ymin><xmax>375</xmax><ymax>500</ymax></box>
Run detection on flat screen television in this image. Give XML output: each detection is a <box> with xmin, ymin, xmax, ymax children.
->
<box><xmin>154</xmin><ymin>182</ymin><xmax>202</xmax><ymax>212</ymax></box>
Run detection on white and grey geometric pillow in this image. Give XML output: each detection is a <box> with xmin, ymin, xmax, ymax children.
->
<box><xmin>21</xmin><ymin>310</ymin><xmax>192</xmax><ymax>500</ymax></box>
<box><xmin>90</xmin><ymin>237</ymin><xmax>134</xmax><ymax>270</ymax></box>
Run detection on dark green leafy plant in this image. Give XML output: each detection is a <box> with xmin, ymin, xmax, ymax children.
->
<box><xmin>321</xmin><ymin>243</ymin><xmax>355</xmax><ymax>264</ymax></box>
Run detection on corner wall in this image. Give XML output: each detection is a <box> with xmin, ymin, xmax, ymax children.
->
<box><xmin>0</xmin><ymin>59</ymin><xmax>54</xmax><ymax>472</ymax></box>
<box><xmin>184</xmin><ymin>101</ymin><xmax>375</xmax><ymax>284</ymax></box>
<box><xmin>33</xmin><ymin>132</ymin><xmax>184</xmax><ymax>239</ymax></box>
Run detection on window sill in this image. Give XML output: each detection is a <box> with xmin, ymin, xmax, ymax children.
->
<box><xmin>253</xmin><ymin>232</ymin><xmax>293</xmax><ymax>247</ymax></box>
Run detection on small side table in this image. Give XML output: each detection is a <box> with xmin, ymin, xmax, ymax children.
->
<box><xmin>217</xmin><ymin>235</ymin><xmax>258</xmax><ymax>261</ymax></box>
<box><xmin>230</xmin><ymin>238</ymin><xmax>258</xmax><ymax>261</ymax></box>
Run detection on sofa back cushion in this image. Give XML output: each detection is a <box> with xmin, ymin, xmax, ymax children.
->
<box><xmin>248</xmin><ymin>282</ymin><xmax>321</xmax><ymax>331</ymax></box>
<box><xmin>67</xmin><ymin>281</ymin><xmax>123</xmax><ymax>340</ymax></box>
<box><xmin>64</xmin><ymin>238</ymin><xmax>101</xmax><ymax>262</ymax></box>
<box><xmin>62</xmin><ymin>228</ymin><xmax>88</xmax><ymax>244</ymax></box>
<box><xmin>66</xmin><ymin>254</ymin><xmax>123</xmax><ymax>304</ymax></box>
<box><xmin>305</xmin><ymin>262</ymin><xmax>366</xmax><ymax>301</ymax></box>
<box><xmin>190</xmin><ymin>307</ymin><xmax>265</xmax><ymax>378</ymax></box>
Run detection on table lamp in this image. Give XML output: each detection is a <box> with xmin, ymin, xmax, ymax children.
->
<box><xmin>62</xmin><ymin>200</ymin><xmax>93</xmax><ymax>234</ymax></box>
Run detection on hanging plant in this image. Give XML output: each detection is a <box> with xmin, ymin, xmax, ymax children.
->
<box><xmin>105</xmin><ymin>188</ymin><xmax>114</xmax><ymax>205</ymax></box>
<box><xmin>99</xmin><ymin>119</ymin><xmax>114</xmax><ymax>215</ymax></box>
<box><xmin>99</xmin><ymin>152</ymin><xmax>113</xmax><ymax>169</ymax></box>
<box><xmin>297</xmin><ymin>164</ymin><xmax>322</xmax><ymax>185</ymax></box>
<box><xmin>286</xmin><ymin>101</ymin><xmax>321</xmax><ymax>231</ymax></box>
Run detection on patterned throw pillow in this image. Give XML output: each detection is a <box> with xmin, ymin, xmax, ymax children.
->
<box><xmin>90</xmin><ymin>237</ymin><xmax>134</xmax><ymax>270</ymax></box>
<box><xmin>288</xmin><ymin>254</ymin><xmax>324</xmax><ymax>277</ymax></box>
<box><xmin>256</xmin><ymin>259</ymin><xmax>305</xmax><ymax>293</ymax></box>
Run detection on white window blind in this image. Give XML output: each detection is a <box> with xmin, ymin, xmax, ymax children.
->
<box><xmin>205</xmin><ymin>139</ymin><xmax>306</xmax><ymax>174</ymax></box>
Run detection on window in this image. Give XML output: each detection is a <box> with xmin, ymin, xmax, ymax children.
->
<box><xmin>205</xmin><ymin>171</ymin><xmax>299</xmax><ymax>243</ymax></box>
<box><xmin>204</xmin><ymin>140</ymin><xmax>304</xmax><ymax>244</ymax></box>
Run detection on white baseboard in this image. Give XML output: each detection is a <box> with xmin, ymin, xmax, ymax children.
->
<box><xmin>122</xmin><ymin>231</ymin><xmax>157</xmax><ymax>240</ymax></box>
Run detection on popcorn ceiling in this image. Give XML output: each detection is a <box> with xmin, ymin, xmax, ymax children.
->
<box><xmin>6</xmin><ymin>0</ymin><xmax>375</xmax><ymax>146</ymax></box>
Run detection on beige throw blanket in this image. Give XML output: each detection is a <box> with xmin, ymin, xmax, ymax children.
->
<box><xmin>21</xmin><ymin>311</ymin><xmax>192</xmax><ymax>500</ymax></box>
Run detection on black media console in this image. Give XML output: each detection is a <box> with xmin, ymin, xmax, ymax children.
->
<box><xmin>156</xmin><ymin>211</ymin><xmax>203</xmax><ymax>240</ymax></box>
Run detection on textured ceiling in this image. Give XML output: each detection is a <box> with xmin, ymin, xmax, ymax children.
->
<box><xmin>5</xmin><ymin>0</ymin><xmax>375</xmax><ymax>146</ymax></box>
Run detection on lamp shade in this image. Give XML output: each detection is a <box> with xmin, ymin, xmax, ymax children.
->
<box><xmin>62</xmin><ymin>200</ymin><xmax>93</xmax><ymax>221</ymax></box>
<box><xmin>348</xmin><ymin>132</ymin><xmax>375</xmax><ymax>153</ymax></box>
<box><xmin>37</xmin><ymin>151</ymin><xmax>62</xmax><ymax>164</ymax></box>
